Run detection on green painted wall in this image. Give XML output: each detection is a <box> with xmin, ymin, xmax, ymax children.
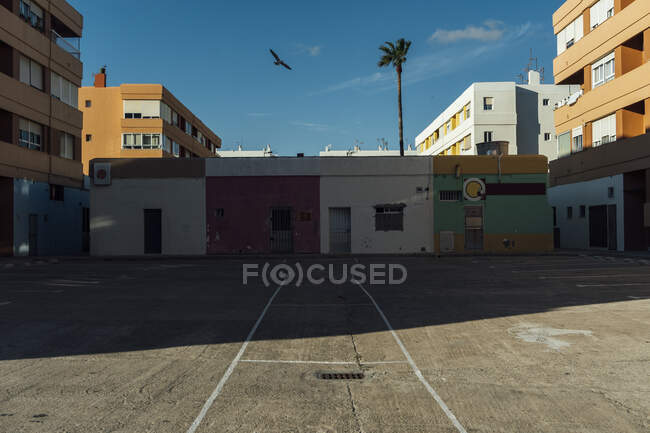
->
<box><xmin>433</xmin><ymin>173</ymin><xmax>552</xmax><ymax>235</ymax></box>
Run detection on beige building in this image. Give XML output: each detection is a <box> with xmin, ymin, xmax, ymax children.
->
<box><xmin>553</xmin><ymin>0</ymin><xmax>649</xmax><ymax>154</ymax></box>
<box><xmin>549</xmin><ymin>0</ymin><xmax>650</xmax><ymax>252</ymax></box>
<box><xmin>79</xmin><ymin>73</ymin><xmax>222</xmax><ymax>175</ymax></box>
<box><xmin>1</xmin><ymin>0</ymin><xmax>86</xmax><ymax>256</ymax></box>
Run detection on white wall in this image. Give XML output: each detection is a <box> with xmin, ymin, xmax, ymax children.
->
<box><xmin>547</xmin><ymin>175</ymin><xmax>625</xmax><ymax>251</ymax></box>
<box><xmin>91</xmin><ymin>178</ymin><xmax>206</xmax><ymax>255</ymax></box>
<box><xmin>319</xmin><ymin>157</ymin><xmax>433</xmax><ymax>254</ymax></box>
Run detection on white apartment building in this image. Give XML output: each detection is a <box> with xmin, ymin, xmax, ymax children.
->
<box><xmin>416</xmin><ymin>71</ymin><xmax>580</xmax><ymax>161</ymax></box>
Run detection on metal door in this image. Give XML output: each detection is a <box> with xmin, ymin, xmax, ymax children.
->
<box><xmin>589</xmin><ymin>205</ymin><xmax>607</xmax><ymax>248</ymax></box>
<box><xmin>144</xmin><ymin>209</ymin><xmax>162</xmax><ymax>254</ymax></box>
<box><xmin>270</xmin><ymin>207</ymin><xmax>293</xmax><ymax>253</ymax></box>
<box><xmin>329</xmin><ymin>207</ymin><xmax>351</xmax><ymax>253</ymax></box>
<box><xmin>607</xmin><ymin>204</ymin><xmax>617</xmax><ymax>251</ymax></box>
<box><xmin>464</xmin><ymin>206</ymin><xmax>484</xmax><ymax>250</ymax></box>
<box><xmin>28</xmin><ymin>214</ymin><xmax>38</xmax><ymax>256</ymax></box>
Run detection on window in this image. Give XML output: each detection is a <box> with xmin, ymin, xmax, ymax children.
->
<box><xmin>19</xmin><ymin>0</ymin><xmax>44</xmax><ymax>32</ymax></box>
<box><xmin>567</xmin><ymin>206</ymin><xmax>573</xmax><ymax>219</ymax></box>
<box><xmin>172</xmin><ymin>111</ymin><xmax>179</xmax><ymax>127</ymax></box>
<box><xmin>172</xmin><ymin>141</ymin><xmax>180</xmax><ymax>157</ymax></box>
<box><xmin>558</xmin><ymin>131</ymin><xmax>571</xmax><ymax>158</ymax></box>
<box><xmin>462</xmin><ymin>134</ymin><xmax>472</xmax><ymax>151</ymax></box>
<box><xmin>375</xmin><ymin>204</ymin><xmax>404</xmax><ymax>232</ymax></box>
<box><xmin>85</xmin><ymin>100</ymin><xmax>91</xmax><ymax>108</ymax></box>
<box><xmin>592</xmin><ymin>52</ymin><xmax>615</xmax><ymax>88</ymax></box>
<box><xmin>590</xmin><ymin>0</ymin><xmax>614</xmax><ymax>30</ymax></box>
<box><xmin>580</xmin><ymin>205</ymin><xmax>586</xmax><ymax>218</ymax></box>
<box><xmin>544</xmin><ymin>133</ymin><xmax>551</xmax><ymax>141</ymax></box>
<box><xmin>19</xmin><ymin>55</ymin><xmax>43</xmax><ymax>90</ymax></box>
<box><xmin>122</xmin><ymin>133</ymin><xmax>162</xmax><ymax>150</ymax></box>
<box><xmin>51</xmin><ymin>72</ymin><xmax>78</xmax><ymax>108</ymax></box>
<box><xmin>483</xmin><ymin>97</ymin><xmax>493</xmax><ymax>110</ymax></box>
<box><xmin>160</xmin><ymin>101</ymin><xmax>172</xmax><ymax>124</ymax></box>
<box><xmin>49</xmin><ymin>184</ymin><xmax>64</xmax><ymax>202</ymax></box>
<box><xmin>18</xmin><ymin>117</ymin><xmax>42</xmax><ymax>150</ymax></box>
<box><xmin>185</xmin><ymin>120</ymin><xmax>192</xmax><ymax>135</ymax></box>
<box><xmin>214</xmin><ymin>208</ymin><xmax>225</xmax><ymax>218</ymax></box>
<box><xmin>556</xmin><ymin>15</ymin><xmax>584</xmax><ymax>55</ymax></box>
<box><xmin>572</xmin><ymin>126</ymin><xmax>583</xmax><ymax>153</ymax></box>
<box><xmin>85</xmin><ymin>134</ymin><xmax>92</xmax><ymax>142</ymax></box>
<box><xmin>123</xmin><ymin>100</ymin><xmax>160</xmax><ymax>119</ymax></box>
<box><xmin>592</xmin><ymin>114</ymin><xmax>616</xmax><ymax>147</ymax></box>
<box><xmin>439</xmin><ymin>191</ymin><xmax>461</xmax><ymax>202</ymax></box>
<box><xmin>163</xmin><ymin>135</ymin><xmax>172</xmax><ymax>153</ymax></box>
<box><xmin>60</xmin><ymin>133</ymin><xmax>74</xmax><ymax>159</ymax></box>
<box><xmin>543</xmin><ymin>99</ymin><xmax>550</xmax><ymax>106</ymax></box>
<box><xmin>484</xmin><ymin>131</ymin><xmax>493</xmax><ymax>142</ymax></box>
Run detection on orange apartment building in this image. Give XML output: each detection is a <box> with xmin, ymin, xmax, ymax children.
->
<box><xmin>79</xmin><ymin>72</ymin><xmax>221</xmax><ymax>175</ymax></box>
<box><xmin>1</xmin><ymin>0</ymin><xmax>88</xmax><ymax>256</ymax></box>
<box><xmin>549</xmin><ymin>0</ymin><xmax>650</xmax><ymax>251</ymax></box>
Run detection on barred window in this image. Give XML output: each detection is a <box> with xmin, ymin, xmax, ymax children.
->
<box><xmin>375</xmin><ymin>204</ymin><xmax>405</xmax><ymax>232</ymax></box>
<box><xmin>439</xmin><ymin>191</ymin><xmax>461</xmax><ymax>202</ymax></box>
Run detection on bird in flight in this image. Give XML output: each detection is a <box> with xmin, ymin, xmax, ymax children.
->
<box><xmin>269</xmin><ymin>49</ymin><xmax>292</xmax><ymax>70</ymax></box>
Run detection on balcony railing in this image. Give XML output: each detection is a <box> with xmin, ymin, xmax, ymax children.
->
<box><xmin>51</xmin><ymin>29</ymin><xmax>80</xmax><ymax>60</ymax></box>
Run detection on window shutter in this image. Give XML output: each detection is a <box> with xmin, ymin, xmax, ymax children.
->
<box><xmin>20</xmin><ymin>56</ymin><xmax>30</xmax><ymax>84</ymax></box>
<box><xmin>30</xmin><ymin>60</ymin><xmax>42</xmax><ymax>89</ymax></box>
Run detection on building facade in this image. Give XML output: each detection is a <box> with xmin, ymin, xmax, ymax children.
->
<box><xmin>0</xmin><ymin>0</ymin><xmax>88</xmax><ymax>256</ymax></box>
<box><xmin>549</xmin><ymin>0</ymin><xmax>650</xmax><ymax>251</ymax></box>
<box><xmin>416</xmin><ymin>71</ymin><xmax>580</xmax><ymax>161</ymax></box>
<box><xmin>78</xmin><ymin>74</ymin><xmax>222</xmax><ymax>175</ymax></box>
<box><xmin>89</xmin><ymin>156</ymin><xmax>551</xmax><ymax>256</ymax></box>
<box><xmin>433</xmin><ymin>156</ymin><xmax>553</xmax><ymax>254</ymax></box>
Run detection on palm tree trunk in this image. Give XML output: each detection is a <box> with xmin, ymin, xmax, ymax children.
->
<box><xmin>397</xmin><ymin>66</ymin><xmax>404</xmax><ymax>157</ymax></box>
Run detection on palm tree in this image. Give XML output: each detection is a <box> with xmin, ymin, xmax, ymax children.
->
<box><xmin>378</xmin><ymin>39</ymin><xmax>412</xmax><ymax>156</ymax></box>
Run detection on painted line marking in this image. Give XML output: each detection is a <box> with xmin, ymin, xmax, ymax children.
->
<box><xmin>240</xmin><ymin>359</ymin><xmax>408</xmax><ymax>365</ymax></box>
<box><xmin>355</xmin><ymin>282</ymin><xmax>468</xmax><ymax>433</ymax></box>
<box><xmin>0</xmin><ymin>301</ymin><xmax>11</xmax><ymax>306</ymax></box>
<box><xmin>9</xmin><ymin>290</ymin><xmax>64</xmax><ymax>294</ymax></box>
<box><xmin>577</xmin><ymin>283</ymin><xmax>649</xmax><ymax>288</ymax></box>
<box><xmin>514</xmin><ymin>266</ymin><xmax>641</xmax><ymax>274</ymax></box>
<box><xmin>272</xmin><ymin>303</ymin><xmax>373</xmax><ymax>307</ymax></box>
<box><xmin>540</xmin><ymin>274</ymin><xmax>650</xmax><ymax>280</ymax></box>
<box><xmin>186</xmin><ymin>284</ymin><xmax>283</xmax><ymax>433</ymax></box>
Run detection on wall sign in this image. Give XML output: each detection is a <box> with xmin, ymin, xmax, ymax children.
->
<box><xmin>93</xmin><ymin>163</ymin><xmax>111</xmax><ymax>186</ymax></box>
<box><xmin>463</xmin><ymin>178</ymin><xmax>485</xmax><ymax>201</ymax></box>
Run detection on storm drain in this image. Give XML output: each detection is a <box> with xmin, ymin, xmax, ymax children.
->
<box><xmin>317</xmin><ymin>372</ymin><xmax>365</xmax><ymax>380</ymax></box>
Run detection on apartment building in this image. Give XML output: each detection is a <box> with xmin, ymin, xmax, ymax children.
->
<box><xmin>548</xmin><ymin>0</ymin><xmax>650</xmax><ymax>251</ymax></box>
<box><xmin>416</xmin><ymin>71</ymin><xmax>580</xmax><ymax>161</ymax></box>
<box><xmin>79</xmin><ymin>71</ymin><xmax>221</xmax><ymax>174</ymax></box>
<box><xmin>0</xmin><ymin>0</ymin><xmax>88</xmax><ymax>256</ymax></box>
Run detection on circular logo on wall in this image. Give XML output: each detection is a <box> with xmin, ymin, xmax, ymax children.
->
<box><xmin>97</xmin><ymin>169</ymin><xmax>107</xmax><ymax>180</ymax></box>
<box><xmin>463</xmin><ymin>178</ymin><xmax>486</xmax><ymax>201</ymax></box>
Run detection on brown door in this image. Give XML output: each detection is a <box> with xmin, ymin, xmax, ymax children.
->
<box><xmin>464</xmin><ymin>206</ymin><xmax>484</xmax><ymax>250</ymax></box>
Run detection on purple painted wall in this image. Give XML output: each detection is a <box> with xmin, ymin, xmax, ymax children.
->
<box><xmin>206</xmin><ymin>176</ymin><xmax>320</xmax><ymax>254</ymax></box>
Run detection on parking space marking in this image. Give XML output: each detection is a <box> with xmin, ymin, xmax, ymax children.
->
<box><xmin>240</xmin><ymin>359</ymin><xmax>408</xmax><ymax>365</ymax></box>
<box><xmin>540</xmin><ymin>273</ymin><xmax>650</xmax><ymax>280</ymax></box>
<box><xmin>514</xmin><ymin>266</ymin><xmax>641</xmax><ymax>274</ymax></box>
<box><xmin>356</xmin><ymin>282</ymin><xmax>468</xmax><ymax>433</ymax></box>
<box><xmin>272</xmin><ymin>303</ymin><xmax>373</xmax><ymax>307</ymax></box>
<box><xmin>577</xmin><ymin>283</ymin><xmax>649</xmax><ymax>288</ymax></box>
<box><xmin>186</xmin><ymin>284</ymin><xmax>284</xmax><ymax>433</ymax></box>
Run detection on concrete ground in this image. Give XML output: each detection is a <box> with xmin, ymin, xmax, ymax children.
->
<box><xmin>0</xmin><ymin>254</ymin><xmax>649</xmax><ymax>433</ymax></box>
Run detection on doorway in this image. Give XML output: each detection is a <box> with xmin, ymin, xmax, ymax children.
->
<box><xmin>329</xmin><ymin>207</ymin><xmax>351</xmax><ymax>253</ymax></box>
<box><xmin>464</xmin><ymin>206</ymin><xmax>484</xmax><ymax>251</ymax></box>
<box><xmin>589</xmin><ymin>205</ymin><xmax>617</xmax><ymax>250</ymax></box>
<box><xmin>270</xmin><ymin>207</ymin><xmax>293</xmax><ymax>253</ymax></box>
<box><xmin>144</xmin><ymin>209</ymin><xmax>162</xmax><ymax>254</ymax></box>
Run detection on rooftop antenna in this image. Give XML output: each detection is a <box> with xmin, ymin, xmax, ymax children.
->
<box><xmin>377</xmin><ymin>138</ymin><xmax>388</xmax><ymax>150</ymax></box>
<box><xmin>519</xmin><ymin>48</ymin><xmax>544</xmax><ymax>84</ymax></box>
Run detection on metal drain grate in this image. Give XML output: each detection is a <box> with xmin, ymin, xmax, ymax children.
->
<box><xmin>317</xmin><ymin>372</ymin><xmax>365</xmax><ymax>380</ymax></box>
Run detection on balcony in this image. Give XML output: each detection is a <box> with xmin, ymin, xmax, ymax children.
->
<box><xmin>554</xmin><ymin>0</ymin><xmax>650</xmax><ymax>83</ymax></box>
<box><xmin>51</xmin><ymin>29</ymin><xmax>80</xmax><ymax>59</ymax></box>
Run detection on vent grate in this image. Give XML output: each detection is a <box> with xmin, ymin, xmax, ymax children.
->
<box><xmin>317</xmin><ymin>372</ymin><xmax>364</xmax><ymax>380</ymax></box>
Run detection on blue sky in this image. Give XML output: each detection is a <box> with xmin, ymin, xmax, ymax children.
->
<box><xmin>68</xmin><ymin>0</ymin><xmax>565</xmax><ymax>156</ymax></box>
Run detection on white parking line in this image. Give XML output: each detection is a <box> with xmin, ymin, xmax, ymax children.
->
<box><xmin>355</xmin><ymin>282</ymin><xmax>468</xmax><ymax>433</ymax></box>
<box><xmin>186</xmin><ymin>283</ymin><xmax>283</xmax><ymax>433</ymax></box>
<box><xmin>540</xmin><ymin>274</ymin><xmax>650</xmax><ymax>280</ymax></box>
<box><xmin>240</xmin><ymin>359</ymin><xmax>408</xmax><ymax>365</ymax></box>
<box><xmin>272</xmin><ymin>303</ymin><xmax>373</xmax><ymax>307</ymax></box>
<box><xmin>577</xmin><ymin>283</ymin><xmax>649</xmax><ymax>288</ymax></box>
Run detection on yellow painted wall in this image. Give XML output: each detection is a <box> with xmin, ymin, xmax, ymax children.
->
<box><xmin>433</xmin><ymin>155</ymin><xmax>549</xmax><ymax>175</ymax></box>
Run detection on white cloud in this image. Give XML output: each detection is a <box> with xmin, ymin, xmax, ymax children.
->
<box><xmin>296</xmin><ymin>44</ymin><xmax>322</xmax><ymax>57</ymax></box>
<box><xmin>310</xmin><ymin>21</ymin><xmax>538</xmax><ymax>96</ymax></box>
<box><xmin>291</xmin><ymin>121</ymin><xmax>329</xmax><ymax>131</ymax></box>
<box><xmin>429</xmin><ymin>20</ymin><xmax>505</xmax><ymax>44</ymax></box>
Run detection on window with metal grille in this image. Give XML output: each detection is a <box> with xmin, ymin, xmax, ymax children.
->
<box><xmin>375</xmin><ymin>204</ymin><xmax>405</xmax><ymax>232</ymax></box>
<box><xmin>439</xmin><ymin>191</ymin><xmax>461</xmax><ymax>202</ymax></box>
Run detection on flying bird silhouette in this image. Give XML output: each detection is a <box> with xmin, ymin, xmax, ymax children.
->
<box><xmin>269</xmin><ymin>49</ymin><xmax>292</xmax><ymax>70</ymax></box>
